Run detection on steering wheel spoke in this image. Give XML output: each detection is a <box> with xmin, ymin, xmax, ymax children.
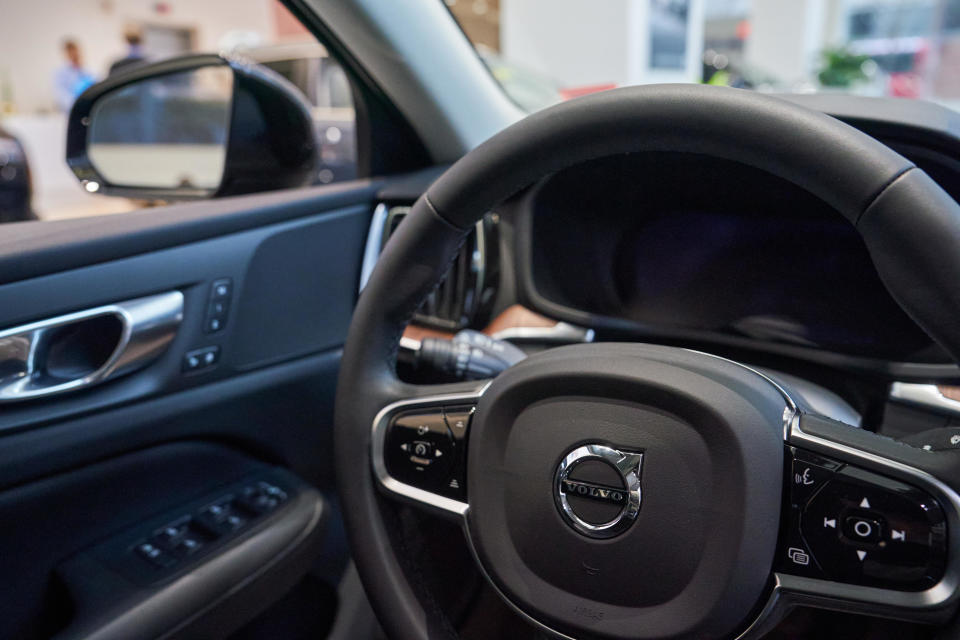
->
<box><xmin>371</xmin><ymin>382</ymin><xmax>487</xmax><ymax>517</ymax></box>
<box><xmin>759</xmin><ymin>412</ymin><xmax>960</xmax><ymax>629</ymax></box>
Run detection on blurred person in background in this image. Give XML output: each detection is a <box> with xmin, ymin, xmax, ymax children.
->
<box><xmin>109</xmin><ymin>29</ymin><xmax>147</xmax><ymax>76</ymax></box>
<box><xmin>53</xmin><ymin>39</ymin><xmax>95</xmax><ymax>112</ymax></box>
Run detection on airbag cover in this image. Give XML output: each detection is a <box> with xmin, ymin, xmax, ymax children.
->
<box><xmin>466</xmin><ymin>343</ymin><xmax>787</xmax><ymax>639</ymax></box>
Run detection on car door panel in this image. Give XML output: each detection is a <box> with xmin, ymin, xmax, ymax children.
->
<box><xmin>0</xmin><ymin>192</ymin><xmax>371</xmax><ymax>433</ymax></box>
<box><xmin>0</xmin><ymin>442</ymin><xmax>323</xmax><ymax>640</ymax></box>
<box><xmin>0</xmin><ymin>179</ymin><xmax>381</xmax><ymax>639</ymax></box>
<box><xmin>0</xmin><ymin>182</ymin><xmax>377</xmax><ymax>286</ymax></box>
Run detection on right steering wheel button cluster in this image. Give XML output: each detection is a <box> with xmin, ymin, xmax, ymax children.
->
<box><xmin>780</xmin><ymin>446</ymin><xmax>948</xmax><ymax>591</ymax></box>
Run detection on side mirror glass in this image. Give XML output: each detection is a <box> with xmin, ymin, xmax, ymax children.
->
<box><xmin>67</xmin><ymin>55</ymin><xmax>319</xmax><ymax>200</ymax></box>
<box><xmin>87</xmin><ymin>67</ymin><xmax>233</xmax><ymax>191</ymax></box>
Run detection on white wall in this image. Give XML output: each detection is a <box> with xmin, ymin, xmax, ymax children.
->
<box><xmin>502</xmin><ymin>0</ymin><xmax>634</xmax><ymax>88</ymax></box>
<box><xmin>501</xmin><ymin>0</ymin><xmax>703</xmax><ymax>89</ymax></box>
<box><xmin>0</xmin><ymin>0</ymin><xmax>277</xmax><ymax>114</ymax></box>
<box><xmin>744</xmin><ymin>0</ymin><xmax>827</xmax><ymax>85</ymax></box>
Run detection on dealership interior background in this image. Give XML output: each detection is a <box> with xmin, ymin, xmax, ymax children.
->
<box><xmin>0</xmin><ymin>0</ymin><xmax>957</xmax><ymax>222</ymax></box>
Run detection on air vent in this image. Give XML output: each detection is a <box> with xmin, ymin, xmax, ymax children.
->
<box><xmin>360</xmin><ymin>204</ymin><xmax>492</xmax><ymax>331</ymax></box>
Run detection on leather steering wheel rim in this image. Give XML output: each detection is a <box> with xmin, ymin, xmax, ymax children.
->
<box><xmin>335</xmin><ymin>84</ymin><xmax>960</xmax><ymax>640</ymax></box>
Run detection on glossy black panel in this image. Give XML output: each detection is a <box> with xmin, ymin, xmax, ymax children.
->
<box><xmin>779</xmin><ymin>446</ymin><xmax>948</xmax><ymax>591</ymax></box>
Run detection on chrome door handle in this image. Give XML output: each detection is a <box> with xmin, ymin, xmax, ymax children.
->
<box><xmin>0</xmin><ymin>291</ymin><xmax>183</xmax><ymax>403</ymax></box>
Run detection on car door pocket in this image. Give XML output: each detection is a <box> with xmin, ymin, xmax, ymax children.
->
<box><xmin>0</xmin><ymin>291</ymin><xmax>183</xmax><ymax>403</ymax></box>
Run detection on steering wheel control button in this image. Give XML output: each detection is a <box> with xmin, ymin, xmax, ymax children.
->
<box><xmin>776</xmin><ymin>506</ymin><xmax>827</xmax><ymax>579</ymax></box>
<box><xmin>443</xmin><ymin>405</ymin><xmax>474</xmax><ymax>440</ymax></box>
<box><xmin>554</xmin><ymin>443</ymin><xmax>643</xmax><ymax>539</ymax></box>
<box><xmin>385</xmin><ymin>410</ymin><xmax>455</xmax><ymax>491</ymax></box>
<box><xmin>434</xmin><ymin>405</ymin><xmax>475</xmax><ymax>501</ymax></box>
<box><xmin>843</xmin><ymin>515</ymin><xmax>882</xmax><ymax>543</ymax></box>
<box><xmin>789</xmin><ymin>447</ymin><xmax>841</xmax><ymax>507</ymax></box>
<box><xmin>790</xmin><ymin>447</ymin><xmax>948</xmax><ymax>591</ymax></box>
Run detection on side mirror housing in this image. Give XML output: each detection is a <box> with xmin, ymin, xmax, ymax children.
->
<box><xmin>66</xmin><ymin>54</ymin><xmax>319</xmax><ymax>200</ymax></box>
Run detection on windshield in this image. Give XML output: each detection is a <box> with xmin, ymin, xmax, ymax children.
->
<box><xmin>447</xmin><ymin>0</ymin><xmax>960</xmax><ymax>114</ymax></box>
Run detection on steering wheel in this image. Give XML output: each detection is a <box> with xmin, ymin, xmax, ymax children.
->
<box><xmin>335</xmin><ymin>84</ymin><xmax>960</xmax><ymax>640</ymax></box>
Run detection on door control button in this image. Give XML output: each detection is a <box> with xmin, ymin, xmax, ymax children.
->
<box><xmin>196</xmin><ymin>499</ymin><xmax>246</xmax><ymax>536</ymax></box>
<box><xmin>169</xmin><ymin>534</ymin><xmax>205</xmax><ymax>557</ymax></box>
<box><xmin>204</xmin><ymin>278</ymin><xmax>233</xmax><ymax>333</ymax></box>
<box><xmin>151</xmin><ymin>517</ymin><xmax>208</xmax><ymax>557</ymax></box>
<box><xmin>182</xmin><ymin>346</ymin><xmax>220</xmax><ymax>373</ymax></box>
<box><xmin>239</xmin><ymin>482</ymin><xmax>287</xmax><ymax>514</ymax></box>
<box><xmin>208</xmin><ymin>299</ymin><xmax>229</xmax><ymax>317</ymax></box>
<box><xmin>135</xmin><ymin>542</ymin><xmax>176</xmax><ymax>568</ymax></box>
<box><xmin>153</xmin><ymin>519</ymin><xmax>190</xmax><ymax>548</ymax></box>
<box><xmin>211</xmin><ymin>279</ymin><xmax>232</xmax><ymax>300</ymax></box>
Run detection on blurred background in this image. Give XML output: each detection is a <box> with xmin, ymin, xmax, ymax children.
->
<box><xmin>453</xmin><ymin>0</ymin><xmax>960</xmax><ymax>106</ymax></box>
<box><xmin>0</xmin><ymin>0</ymin><xmax>958</xmax><ymax>222</ymax></box>
<box><xmin>0</xmin><ymin>0</ymin><xmax>353</xmax><ymax>222</ymax></box>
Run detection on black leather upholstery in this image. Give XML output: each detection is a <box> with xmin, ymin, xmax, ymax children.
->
<box><xmin>858</xmin><ymin>169</ymin><xmax>960</xmax><ymax>362</ymax></box>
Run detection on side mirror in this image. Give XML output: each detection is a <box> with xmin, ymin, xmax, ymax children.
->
<box><xmin>66</xmin><ymin>54</ymin><xmax>319</xmax><ymax>200</ymax></box>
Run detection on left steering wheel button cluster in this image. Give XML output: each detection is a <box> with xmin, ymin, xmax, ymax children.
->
<box><xmin>384</xmin><ymin>406</ymin><xmax>474</xmax><ymax>501</ymax></box>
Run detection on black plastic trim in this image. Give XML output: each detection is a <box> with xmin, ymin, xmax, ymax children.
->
<box><xmin>280</xmin><ymin>0</ymin><xmax>433</xmax><ymax>177</ymax></box>
<box><xmin>0</xmin><ymin>349</ymin><xmax>342</xmax><ymax>492</ymax></box>
<box><xmin>0</xmin><ymin>181</ymin><xmax>377</xmax><ymax>287</ymax></box>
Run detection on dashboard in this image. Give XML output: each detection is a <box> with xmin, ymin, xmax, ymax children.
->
<box><xmin>521</xmin><ymin>151</ymin><xmax>948</xmax><ymax>364</ymax></box>
<box><xmin>384</xmin><ymin>96</ymin><xmax>960</xmax><ymax>411</ymax></box>
<box><xmin>489</xmin><ymin>98</ymin><xmax>960</xmax><ymax>380</ymax></box>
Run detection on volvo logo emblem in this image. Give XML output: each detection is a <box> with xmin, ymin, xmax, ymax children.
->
<box><xmin>554</xmin><ymin>444</ymin><xmax>643</xmax><ymax>539</ymax></box>
<box><xmin>560</xmin><ymin>479</ymin><xmax>627</xmax><ymax>504</ymax></box>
